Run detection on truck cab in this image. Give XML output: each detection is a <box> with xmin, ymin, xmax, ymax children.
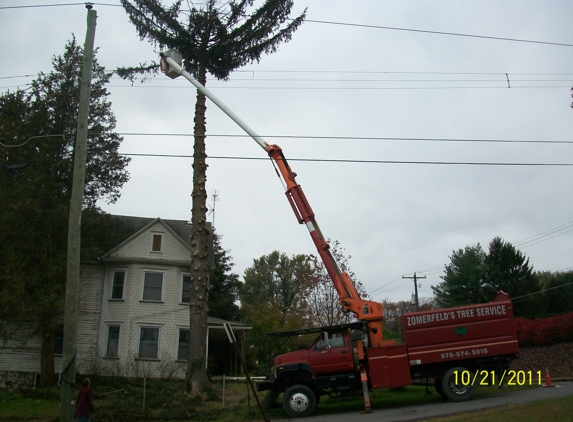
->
<box><xmin>259</xmin><ymin>323</ymin><xmax>366</xmax><ymax>417</ymax></box>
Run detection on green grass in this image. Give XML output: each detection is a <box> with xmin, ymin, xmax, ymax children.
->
<box><xmin>0</xmin><ymin>379</ymin><xmax>564</xmax><ymax>422</ymax></box>
<box><xmin>0</xmin><ymin>389</ymin><xmax>59</xmax><ymax>422</ymax></box>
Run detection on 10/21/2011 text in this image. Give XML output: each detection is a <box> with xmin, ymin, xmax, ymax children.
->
<box><xmin>453</xmin><ymin>370</ymin><xmax>543</xmax><ymax>386</ymax></box>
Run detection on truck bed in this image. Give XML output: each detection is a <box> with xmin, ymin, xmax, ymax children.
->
<box><xmin>400</xmin><ymin>293</ymin><xmax>519</xmax><ymax>367</ymax></box>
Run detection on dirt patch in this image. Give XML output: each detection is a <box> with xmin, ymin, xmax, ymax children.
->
<box><xmin>510</xmin><ymin>342</ymin><xmax>573</xmax><ymax>379</ymax></box>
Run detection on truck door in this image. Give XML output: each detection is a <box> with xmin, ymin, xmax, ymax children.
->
<box><xmin>309</xmin><ymin>331</ymin><xmax>355</xmax><ymax>376</ymax></box>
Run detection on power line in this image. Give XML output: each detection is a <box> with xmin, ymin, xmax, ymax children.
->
<box><xmin>233</xmin><ymin>71</ymin><xmax>573</xmax><ymax>76</ymax></box>
<box><xmin>512</xmin><ymin>281</ymin><xmax>573</xmax><ymax>302</ymax></box>
<box><xmin>5</xmin><ymin>71</ymin><xmax>573</xmax><ymax>79</ymax></box>
<box><xmin>0</xmin><ymin>2</ymin><xmax>121</xmax><ymax>9</ymax></box>
<box><xmin>0</xmin><ymin>3</ymin><xmax>85</xmax><ymax>9</ymax></box>
<box><xmin>514</xmin><ymin>221</ymin><xmax>573</xmax><ymax>248</ymax></box>
<box><xmin>4</xmin><ymin>3</ymin><xmax>571</xmax><ymax>49</ymax></box>
<box><xmin>370</xmin><ymin>220</ymin><xmax>573</xmax><ymax>297</ymax></box>
<box><xmin>5</xmin><ymin>132</ymin><xmax>571</xmax><ymax>148</ymax></box>
<box><xmin>304</xmin><ymin>19</ymin><xmax>573</xmax><ymax>48</ymax></box>
<box><xmin>515</xmin><ymin>227</ymin><xmax>573</xmax><ymax>250</ymax></box>
<box><xmin>118</xmin><ymin>132</ymin><xmax>573</xmax><ymax>145</ymax></box>
<box><xmin>119</xmin><ymin>153</ymin><xmax>573</xmax><ymax>166</ymax></box>
<box><xmin>105</xmin><ymin>84</ymin><xmax>572</xmax><ymax>90</ymax></box>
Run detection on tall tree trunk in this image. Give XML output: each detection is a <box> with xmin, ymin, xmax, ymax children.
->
<box><xmin>39</xmin><ymin>320</ymin><xmax>56</xmax><ymax>388</ymax></box>
<box><xmin>185</xmin><ymin>63</ymin><xmax>211</xmax><ymax>395</ymax></box>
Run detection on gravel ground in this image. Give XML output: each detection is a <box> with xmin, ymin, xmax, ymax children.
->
<box><xmin>510</xmin><ymin>342</ymin><xmax>573</xmax><ymax>379</ymax></box>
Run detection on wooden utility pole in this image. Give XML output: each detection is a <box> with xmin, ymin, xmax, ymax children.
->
<box><xmin>402</xmin><ymin>272</ymin><xmax>426</xmax><ymax>311</ymax></box>
<box><xmin>60</xmin><ymin>5</ymin><xmax>97</xmax><ymax>422</ymax></box>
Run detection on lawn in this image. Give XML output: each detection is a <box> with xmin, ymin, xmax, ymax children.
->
<box><xmin>0</xmin><ymin>377</ymin><xmax>566</xmax><ymax>422</ymax></box>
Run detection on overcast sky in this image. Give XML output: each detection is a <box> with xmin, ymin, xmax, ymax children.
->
<box><xmin>2</xmin><ymin>0</ymin><xmax>572</xmax><ymax>305</ymax></box>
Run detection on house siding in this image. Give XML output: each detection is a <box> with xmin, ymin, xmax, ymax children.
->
<box><xmin>97</xmin><ymin>219</ymin><xmax>192</xmax><ymax>378</ymax></box>
<box><xmin>76</xmin><ymin>263</ymin><xmax>105</xmax><ymax>374</ymax></box>
<box><xmin>0</xmin><ymin>217</ymin><xmax>244</xmax><ymax>384</ymax></box>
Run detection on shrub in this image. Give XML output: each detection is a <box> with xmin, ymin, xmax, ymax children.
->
<box><xmin>515</xmin><ymin>312</ymin><xmax>573</xmax><ymax>346</ymax></box>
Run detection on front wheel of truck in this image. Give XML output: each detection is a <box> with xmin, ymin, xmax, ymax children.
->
<box><xmin>441</xmin><ymin>367</ymin><xmax>477</xmax><ymax>402</ymax></box>
<box><xmin>282</xmin><ymin>384</ymin><xmax>316</xmax><ymax>418</ymax></box>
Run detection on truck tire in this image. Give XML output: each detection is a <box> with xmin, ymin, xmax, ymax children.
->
<box><xmin>282</xmin><ymin>384</ymin><xmax>316</xmax><ymax>418</ymax></box>
<box><xmin>441</xmin><ymin>367</ymin><xmax>478</xmax><ymax>402</ymax></box>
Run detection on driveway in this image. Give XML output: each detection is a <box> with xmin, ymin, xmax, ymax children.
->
<box><xmin>271</xmin><ymin>381</ymin><xmax>573</xmax><ymax>422</ymax></box>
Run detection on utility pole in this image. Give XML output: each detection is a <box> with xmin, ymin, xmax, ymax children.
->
<box><xmin>60</xmin><ymin>5</ymin><xmax>97</xmax><ymax>422</ymax></box>
<box><xmin>402</xmin><ymin>272</ymin><xmax>426</xmax><ymax>311</ymax></box>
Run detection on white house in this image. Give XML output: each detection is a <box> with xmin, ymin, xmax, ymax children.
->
<box><xmin>0</xmin><ymin>216</ymin><xmax>248</xmax><ymax>387</ymax></box>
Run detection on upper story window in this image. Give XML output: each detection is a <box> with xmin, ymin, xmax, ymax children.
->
<box><xmin>142</xmin><ymin>271</ymin><xmax>164</xmax><ymax>302</ymax></box>
<box><xmin>111</xmin><ymin>271</ymin><xmax>126</xmax><ymax>300</ymax></box>
<box><xmin>151</xmin><ymin>234</ymin><xmax>162</xmax><ymax>252</ymax></box>
<box><xmin>181</xmin><ymin>275</ymin><xmax>191</xmax><ymax>304</ymax></box>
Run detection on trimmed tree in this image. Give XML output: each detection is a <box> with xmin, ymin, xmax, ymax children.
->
<box><xmin>118</xmin><ymin>0</ymin><xmax>306</xmax><ymax>394</ymax></box>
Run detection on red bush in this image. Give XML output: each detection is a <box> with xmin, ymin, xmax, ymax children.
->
<box><xmin>515</xmin><ymin>312</ymin><xmax>573</xmax><ymax>347</ymax></box>
<box><xmin>514</xmin><ymin>317</ymin><xmax>536</xmax><ymax>347</ymax></box>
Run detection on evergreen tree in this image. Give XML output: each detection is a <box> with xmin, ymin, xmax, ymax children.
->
<box><xmin>536</xmin><ymin>270</ymin><xmax>573</xmax><ymax>316</ymax></box>
<box><xmin>0</xmin><ymin>38</ymin><xmax>129</xmax><ymax>386</ymax></box>
<box><xmin>432</xmin><ymin>244</ymin><xmax>487</xmax><ymax>307</ymax></box>
<box><xmin>432</xmin><ymin>237</ymin><xmax>540</xmax><ymax>316</ymax></box>
<box><xmin>483</xmin><ymin>237</ymin><xmax>539</xmax><ymax>316</ymax></box>
<box><xmin>208</xmin><ymin>232</ymin><xmax>241</xmax><ymax>321</ymax></box>
<box><xmin>118</xmin><ymin>0</ymin><xmax>305</xmax><ymax>394</ymax></box>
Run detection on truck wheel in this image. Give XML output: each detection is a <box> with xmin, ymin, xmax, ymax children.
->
<box><xmin>441</xmin><ymin>367</ymin><xmax>477</xmax><ymax>402</ymax></box>
<box><xmin>282</xmin><ymin>384</ymin><xmax>316</xmax><ymax>418</ymax></box>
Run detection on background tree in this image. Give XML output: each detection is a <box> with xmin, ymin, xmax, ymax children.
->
<box><xmin>306</xmin><ymin>240</ymin><xmax>369</xmax><ymax>326</ymax></box>
<box><xmin>208</xmin><ymin>231</ymin><xmax>241</xmax><ymax>321</ymax></box>
<box><xmin>432</xmin><ymin>237</ymin><xmax>540</xmax><ymax>317</ymax></box>
<box><xmin>239</xmin><ymin>251</ymin><xmax>313</xmax><ymax>370</ymax></box>
<box><xmin>483</xmin><ymin>237</ymin><xmax>539</xmax><ymax>317</ymax></box>
<box><xmin>432</xmin><ymin>244</ymin><xmax>487</xmax><ymax>307</ymax></box>
<box><xmin>380</xmin><ymin>297</ymin><xmax>439</xmax><ymax>341</ymax></box>
<box><xmin>0</xmin><ymin>38</ymin><xmax>129</xmax><ymax>386</ymax></box>
<box><xmin>534</xmin><ymin>270</ymin><xmax>573</xmax><ymax>317</ymax></box>
<box><xmin>118</xmin><ymin>0</ymin><xmax>305</xmax><ymax>394</ymax></box>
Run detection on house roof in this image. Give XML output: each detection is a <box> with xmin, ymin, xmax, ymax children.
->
<box><xmin>99</xmin><ymin>216</ymin><xmax>193</xmax><ymax>264</ymax></box>
<box><xmin>207</xmin><ymin>317</ymin><xmax>249</xmax><ymax>329</ymax></box>
<box><xmin>111</xmin><ymin>215</ymin><xmax>192</xmax><ymax>245</ymax></box>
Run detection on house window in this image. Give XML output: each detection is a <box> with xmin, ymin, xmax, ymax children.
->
<box><xmin>106</xmin><ymin>326</ymin><xmax>120</xmax><ymax>357</ymax></box>
<box><xmin>139</xmin><ymin>327</ymin><xmax>160</xmax><ymax>359</ymax></box>
<box><xmin>181</xmin><ymin>275</ymin><xmax>191</xmax><ymax>304</ymax></box>
<box><xmin>152</xmin><ymin>234</ymin><xmax>162</xmax><ymax>252</ymax></box>
<box><xmin>111</xmin><ymin>271</ymin><xmax>125</xmax><ymax>300</ymax></box>
<box><xmin>142</xmin><ymin>271</ymin><xmax>164</xmax><ymax>301</ymax></box>
<box><xmin>177</xmin><ymin>329</ymin><xmax>189</xmax><ymax>361</ymax></box>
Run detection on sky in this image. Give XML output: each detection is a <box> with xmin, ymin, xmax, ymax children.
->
<box><xmin>1</xmin><ymin>0</ymin><xmax>572</xmax><ymax>305</ymax></box>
